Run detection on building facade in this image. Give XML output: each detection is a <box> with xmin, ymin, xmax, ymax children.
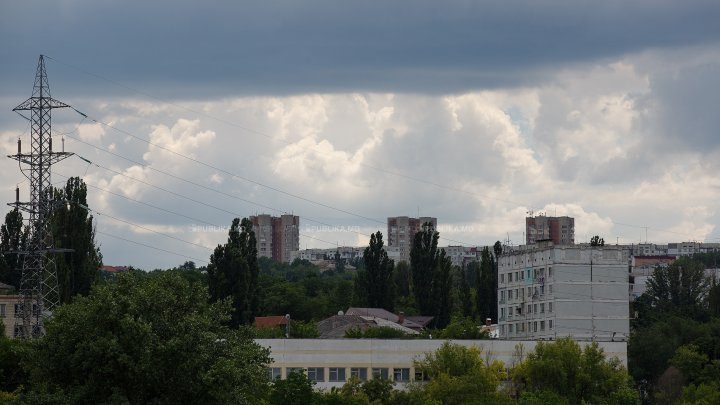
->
<box><xmin>250</xmin><ymin>214</ymin><xmax>300</xmax><ymax>263</ymax></box>
<box><xmin>525</xmin><ymin>215</ymin><xmax>574</xmax><ymax>245</ymax></box>
<box><xmin>0</xmin><ymin>283</ymin><xmax>19</xmax><ymax>338</ymax></box>
<box><xmin>387</xmin><ymin>216</ymin><xmax>437</xmax><ymax>263</ymax></box>
<box><xmin>291</xmin><ymin>247</ymin><xmax>365</xmax><ymax>263</ymax></box>
<box><xmin>498</xmin><ymin>243</ymin><xmax>630</xmax><ymax>341</ymax></box>
<box><xmin>256</xmin><ymin>338</ymin><xmax>627</xmax><ymax>390</ymax></box>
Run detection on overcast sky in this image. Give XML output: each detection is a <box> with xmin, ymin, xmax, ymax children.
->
<box><xmin>2</xmin><ymin>1</ymin><xmax>720</xmax><ymax>269</ymax></box>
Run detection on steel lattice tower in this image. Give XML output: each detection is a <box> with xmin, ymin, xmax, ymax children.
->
<box><xmin>9</xmin><ymin>55</ymin><xmax>73</xmax><ymax>338</ymax></box>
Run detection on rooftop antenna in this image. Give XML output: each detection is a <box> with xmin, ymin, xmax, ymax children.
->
<box><xmin>10</xmin><ymin>55</ymin><xmax>74</xmax><ymax>338</ymax></box>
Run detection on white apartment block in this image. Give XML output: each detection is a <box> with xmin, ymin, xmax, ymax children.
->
<box><xmin>291</xmin><ymin>247</ymin><xmax>365</xmax><ymax>263</ymax></box>
<box><xmin>498</xmin><ymin>244</ymin><xmax>630</xmax><ymax>341</ymax></box>
<box><xmin>442</xmin><ymin>245</ymin><xmax>481</xmax><ymax>267</ymax></box>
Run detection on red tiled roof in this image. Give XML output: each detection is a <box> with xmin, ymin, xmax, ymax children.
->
<box><xmin>100</xmin><ymin>265</ymin><xmax>130</xmax><ymax>273</ymax></box>
<box><xmin>255</xmin><ymin>316</ymin><xmax>289</xmax><ymax>328</ymax></box>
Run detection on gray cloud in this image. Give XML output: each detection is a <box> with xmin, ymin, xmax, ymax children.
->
<box><xmin>2</xmin><ymin>1</ymin><xmax>720</xmax><ymax>98</ymax></box>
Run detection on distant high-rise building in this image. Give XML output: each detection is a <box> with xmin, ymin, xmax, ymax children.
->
<box><xmin>250</xmin><ymin>214</ymin><xmax>300</xmax><ymax>263</ymax></box>
<box><xmin>526</xmin><ymin>215</ymin><xmax>574</xmax><ymax>245</ymax></box>
<box><xmin>387</xmin><ymin>216</ymin><xmax>437</xmax><ymax>262</ymax></box>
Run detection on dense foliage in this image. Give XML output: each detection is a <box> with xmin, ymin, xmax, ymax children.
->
<box><xmin>20</xmin><ymin>271</ymin><xmax>270</xmax><ymax>404</ymax></box>
<box><xmin>628</xmin><ymin>253</ymin><xmax>720</xmax><ymax>403</ymax></box>
<box><xmin>207</xmin><ymin>217</ymin><xmax>260</xmax><ymax>327</ymax></box>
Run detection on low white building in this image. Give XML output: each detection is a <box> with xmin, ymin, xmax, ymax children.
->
<box><xmin>256</xmin><ymin>338</ymin><xmax>627</xmax><ymax>390</ymax></box>
<box><xmin>497</xmin><ymin>243</ymin><xmax>630</xmax><ymax>341</ymax></box>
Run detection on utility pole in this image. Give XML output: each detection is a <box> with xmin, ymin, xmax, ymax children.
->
<box><xmin>9</xmin><ymin>55</ymin><xmax>73</xmax><ymax>338</ymax></box>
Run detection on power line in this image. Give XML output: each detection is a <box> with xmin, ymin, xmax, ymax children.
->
<box><xmin>63</xmin><ymin>128</ymin><xmax>480</xmax><ymax>247</ymax></box>
<box><xmin>95</xmin><ymin>230</ymin><xmax>209</xmax><ymax>265</ymax></box>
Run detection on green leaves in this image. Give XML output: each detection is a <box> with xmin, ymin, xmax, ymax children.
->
<box><xmin>23</xmin><ymin>271</ymin><xmax>270</xmax><ymax>403</ymax></box>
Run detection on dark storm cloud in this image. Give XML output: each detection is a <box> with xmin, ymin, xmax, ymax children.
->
<box><xmin>2</xmin><ymin>0</ymin><xmax>719</xmax><ymax>98</ymax></box>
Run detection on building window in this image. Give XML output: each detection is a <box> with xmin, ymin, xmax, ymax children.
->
<box><xmin>549</xmin><ymin>320</ymin><xmax>553</xmax><ymax>329</ymax></box>
<box><xmin>508</xmin><ymin>290</ymin><xmax>513</xmax><ymax>300</ymax></box>
<box><xmin>393</xmin><ymin>368</ymin><xmax>410</xmax><ymax>382</ymax></box>
<box><xmin>527</xmin><ymin>304</ymin><xmax>532</xmax><ymax>313</ymax></box>
<box><xmin>500</xmin><ymin>290</ymin><xmax>505</xmax><ymax>302</ymax></box>
<box><xmin>549</xmin><ymin>267</ymin><xmax>553</xmax><ymax>277</ymax></box>
<box><xmin>509</xmin><ymin>324</ymin><xmax>514</xmax><ymax>334</ymax></box>
<box><xmin>500</xmin><ymin>274</ymin><xmax>505</xmax><ymax>284</ymax></box>
<box><xmin>534</xmin><ymin>304</ymin><xmax>538</xmax><ymax>313</ymax></box>
<box><xmin>509</xmin><ymin>273</ymin><xmax>513</xmax><ymax>282</ymax></box>
<box><xmin>351</xmin><ymin>368</ymin><xmax>368</xmax><ymax>380</ymax></box>
<box><xmin>414</xmin><ymin>370</ymin><xmax>428</xmax><ymax>381</ymax></box>
<box><xmin>372</xmin><ymin>368</ymin><xmax>389</xmax><ymax>380</ymax></box>
<box><xmin>14</xmin><ymin>304</ymin><xmax>21</xmax><ymax>318</ymax></box>
<box><xmin>329</xmin><ymin>367</ymin><xmax>346</xmax><ymax>382</ymax></box>
<box><xmin>500</xmin><ymin>325</ymin><xmax>505</xmax><ymax>335</ymax></box>
<box><xmin>0</xmin><ymin>304</ymin><xmax>5</xmax><ymax>317</ymax></box>
<box><xmin>549</xmin><ymin>284</ymin><xmax>553</xmax><ymax>294</ymax></box>
<box><xmin>540</xmin><ymin>303</ymin><xmax>545</xmax><ymax>313</ymax></box>
<box><xmin>540</xmin><ymin>321</ymin><xmax>545</xmax><ymax>331</ymax></box>
<box><xmin>267</xmin><ymin>367</ymin><xmax>282</xmax><ymax>380</ymax></box>
<box><xmin>534</xmin><ymin>322</ymin><xmax>538</xmax><ymax>332</ymax></box>
<box><xmin>307</xmin><ymin>367</ymin><xmax>325</xmax><ymax>382</ymax></box>
<box><xmin>549</xmin><ymin>302</ymin><xmax>553</xmax><ymax>312</ymax></box>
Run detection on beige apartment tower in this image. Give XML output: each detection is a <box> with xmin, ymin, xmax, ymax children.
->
<box><xmin>526</xmin><ymin>215</ymin><xmax>574</xmax><ymax>245</ymax></box>
<box><xmin>250</xmin><ymin>214</ymin><xmax>300</xmax><ymax>263</ymax></box>
<box><xmin>387</xmin><ymin>216</ymin><xmax>437</xmax><ymax>262</ymax></box>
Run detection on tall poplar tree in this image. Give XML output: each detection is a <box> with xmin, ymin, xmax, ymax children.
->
<box><xmin>410</xmin><ymin>222</ymin><xmax>440</xmax><ymax>316</ymax></box>
<box><xmin>410</xmin><ymin>222</ymin><xmax>453</xmax><ymax>327</ymax></box>
<box><xmin>354</xmin><ymin>231</ymin><xmax>395</xmax><ymax>311</ymax></box>
<box><xmin>476</xmin><ymin>247</ymin><xmax>495</xmax><ymax>322</ymax></box>
<box><xmin>0</xmin><ymin>208</ymin><xmax>25</xmax><ymax>289</ymax></box>
<box><xmin>207</xmin><ymin>217</ymin><xmax>259</xmax><ymax>327</ymax></box>
<box><xmin>51</xmin><ymin>177</ymin><xmax>103</xmax><ymax>303</ymax></box>
<box><xmin>433</xmin><ymin>250</ymin><xmax>453</xmax><ymax>328</ymax></box>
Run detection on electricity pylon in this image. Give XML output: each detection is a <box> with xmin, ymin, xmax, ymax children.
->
<box><xmin>9</xmin><ymin>55</ymin><xmax>73</xmax><ymax>338</ymax></box>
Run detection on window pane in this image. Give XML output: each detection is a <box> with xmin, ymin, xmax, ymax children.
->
<box><xmin>329</xmin><ymin>367</ymin><xmax>346</xmax><ymax>382</ymax></box>
<box><xmin>393</xmin><ymin>368</ymin><xmax>410</xmax><ymax>382</ymax></box>
<box><xmin>372</xmin><ymin>368</ymin><xmax>389</xmax><ymax>379</ymax></box>
<box><xmin>307</xmin><ymin>367</ymin><xmax>325</xmax><ymax>382</ymax></box>
<box><xmin>350</xmin><ymin>367</ymin><xmax>367</xmax><ymax>380</ymax></box>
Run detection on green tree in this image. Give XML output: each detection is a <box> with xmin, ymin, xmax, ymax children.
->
<box><xmin>22</xmin><ymin>271</ymin><xmax>270</xmax><ymax>403</ymax></box>
<box><xmin>356</xmin><ymin>231</ymin><xmax>394</xmax><ymax>311</ymax></box>
<box><xmin>410</xmin><ymin>222</ymin><xmax>440</xmax><ymax>316</ymax></box>
<box><xmin>414</xmin><ymin>341</ymin><xmax>508</xmax><ymax>404</ymax></box>
<box><xmin>458</xmin><ymin>265</ymin><xmax>473</xmax><ymax>318</ymax></box>
<box><xmin>0</xmin><ymin>208</ymin><xmax>25</xmax><ymax>289</ymax></box>
<box><xmin>0</xmin><ymin>322</ymin><xmax>29</xmax><ymax>395</ymax></box>
<box><xmin>207</xmin><ymin>217</ymin><xmax>260</xmax><ymax>327</ymax></box>
<box><xmin>646</xmin><ymin>257</ymin><xmax>709</xmax><ymax>316</ymax></box>
<box><xmin>50</xmin><ymin>177</ymin><xmax>103</xmax><ymax>303</ymax></box>
<box><xmin>433</xmin><ymin>249</ymin><xmax>453</xmax><ymax>328</ymax></box>
<box><xmin>513</xmin><ymin>337</ymin><xmax>639</xmax><ymax>405</ymax></box>
<box><xmin>590</xmin><ymin>235</ymin><xmax>605</xmax><ymax>246</ymax></box>
<box><xmin>393</xmin><ymin>261</ymin><xmax>412</xmax><ymax>300</ymax></box>
<box><xmin>476</xmin><ymin>247</ymin><xmax>495</xmax><ymax>322</ymax></box>
<box><xmin>269</xmin><ymin>370</ymin><xmax>316</xmax><ymax>405</ymax></box>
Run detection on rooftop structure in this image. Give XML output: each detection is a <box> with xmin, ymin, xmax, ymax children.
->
<box><xmin>525</xmin><ymin>215</ymin><xmax>574</xmax><ymax>245</ymax></box>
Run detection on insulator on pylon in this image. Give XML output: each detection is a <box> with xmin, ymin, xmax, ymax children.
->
<box><xmin>16</xmin><ymin>186</ymin><xmax>19</xmax><ymax>203</ymax></box>
<box><xmin>17</xmin><ymin>138</ymin><xmax>21</xmax><ymax>154</ymax></box>
<box><xmin>49</xmin><ymin>138</ymin><xmax>52</xmax><ymax>152</ymax></box>
<box><xmin>62</xmin><ymin>137</ymin><xmax>65</xmax><ymax>152</ymax></box>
